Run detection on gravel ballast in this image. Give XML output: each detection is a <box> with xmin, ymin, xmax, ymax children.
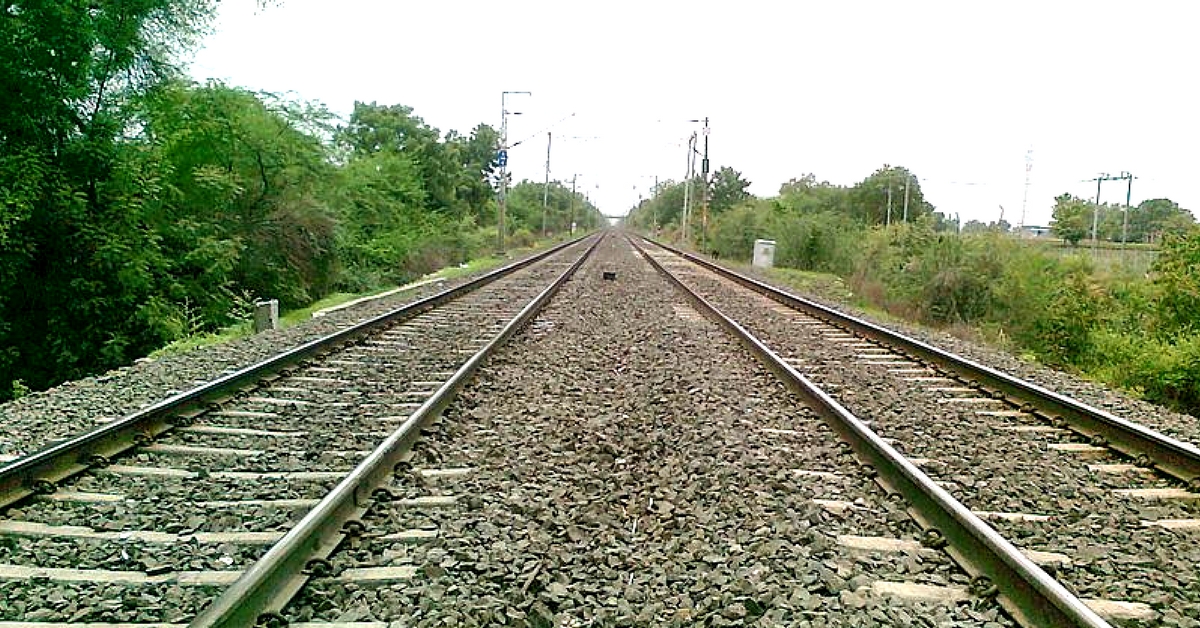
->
<box><xmin>287</xmin><ymin>235</ymin><xmax>1014</xmax><ymax>627</ymax></box>
<box><xmin>645</xmin><ymin>239</ymin><xmax>1199</xmax><ymax>625</ymax></box>
<box><xmin>0</xmin><ymin>240</ymin><xmax>594</xmax><ymax>623</ymax></box>
<box><xmin>724</xmin><ymin>253</ymin><xmax>1200</xmax><ymax>447</ymax></box>
<box><xmin>0</xmin><ymin>241</ymin><xmax>577</xmax><ymax>459</ymax></box>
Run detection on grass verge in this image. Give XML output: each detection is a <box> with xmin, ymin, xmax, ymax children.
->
<box><xmin>148</xmin><ymin>236</ymin><xmax>573</xmax><ymax>359</ymax></box>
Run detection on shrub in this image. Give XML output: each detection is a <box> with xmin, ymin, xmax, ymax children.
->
<box><xmin>708</xmin><ymin>203</ymin><xmax>763</xmax><ymax>260</ymax></box>
<box><xmin>773</xmin><ymin>211</ymin><xmax>860</xmax><ymax>275</ymax></box>
<box><xmin>1094</xmin><ymin>330</ymin><xmax>1200</xmax><ymax>411</ymax></box>
<box><xmin>509</xmin><ymin>228</ymin><xmax>537</xmax><ymax>249</ymax></box>
<box><xmin>1151</xmin><ymin>228</ymin><xmax>1200</xmax><ymax>336</ymax></box>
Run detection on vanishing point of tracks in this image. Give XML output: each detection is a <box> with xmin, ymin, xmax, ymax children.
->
<box><xmin>0</xmin><ymin>231</ymin><xmax>1196</xmax><ymax>627</ymax></box>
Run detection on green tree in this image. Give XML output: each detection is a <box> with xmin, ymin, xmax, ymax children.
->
<box><xmin>505</xmin><ymin>180</ymin><xmax>602</xmax><ymax>238</ymax></box>
<box><xmin>1129</xmin><ymin>198</ymin><xmax>1195</xmax><ymax>243</ymax></box>
<box><xmin>847</xmin><ymin>165</ymin><xmax>932</xmax><ymax>225</ymax></box>
<box><xmin>0</xmin><ymin>0</ymin><xmax>219</xmax><ymax>397</ymax></box>
<box><xmin>709</xmin><ymin>166</ymin><xmax>752</xmax><ymax>213</ymax></box>
<box><xmin>449</xmin><ymin>124</ymin><xmax>500</xmax><ymax>226</ymax></box>
<box><xmin>141</xmin><ymin>81</ymin><xmax>339</xmax><ymax>309</ymax></box>
<box><xmin>1051</xmin><ymin>194</ymin><xmax>1090</xmax><ymax>245</ymax></box>
<box><xmin>339</xmin><ymin>102</ymin><xmax>466</xmax><ymax>217</ymax></box>
<box><xmin>625</xmin><ymin>178</ymin><xmax>698</xmax><ymax>235</ymax></box>
<box><xmin>777</xmin><ymin>174</ymin><xmax>850</xmax><ymax>215</ymax></box>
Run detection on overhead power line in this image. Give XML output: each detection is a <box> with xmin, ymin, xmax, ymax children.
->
<box><xmin>511</xmin><ymin>112</ymin><xmax>576</xmax><ymax>147</ymax></box>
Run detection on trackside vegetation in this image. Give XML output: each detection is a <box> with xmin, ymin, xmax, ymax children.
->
<box><xmin>627</xmin><ymin>171</ymin><xmax>1200</xmax><ymax>415</ymax></box>
<box><xmin>0</xmin><ymin>1</ymin><xmax>600</xmax><ymax>400</ymax></box>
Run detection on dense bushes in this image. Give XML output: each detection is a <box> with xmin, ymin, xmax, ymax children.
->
<box><xmin>1</xmin><ymin>70</ymin><xmax>601</xmax><ymax>399</ymax></box>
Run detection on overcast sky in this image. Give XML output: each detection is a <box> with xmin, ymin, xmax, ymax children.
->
<box><xmin>188</xmin><ymin>0</ymin><xmax>1198</xmax><ymax>225</ymax></box>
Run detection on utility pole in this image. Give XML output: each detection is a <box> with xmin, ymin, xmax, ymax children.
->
<box><xmin>886</xmin><ymin>185</ymin><xmax>893</xmax><ymax>226</ymax></box>
<box><xmin>700</xmin><ymin>117</ymin><xmax>710</xmax><ymax>250</ymax></box>
<box><xmin>902</xmin><ymin>175</ymin><xmax>911</xmax><ymax>223</ymax></box>
<box><xmin>497</xmin><ymin>90</ymin><xmax>531</xmax><ymax>251</ymax></box>
<box><xmin>1089</xmin><ymin>172</ymin><xmax>1123</xmax><ymax>251</ymax></box>
<box><xmin>541</xmin><ymin>132</ymin><xmax>551</xmax><ymax>237</ymax></box>
<box><xmin>652</xmin><ymin>175</ymin><xmax>659</xmax><ymax>234</ymax></box>
<box><xmin>682</xmin><ymin>133</ymin><xmax>696</xmax><ymax>243</ymax></box>
<box><xmin>1121</xmin><ymin>171</ymin><xmax>1134</xmax><ymax>247</ymax></box>
<box><xmin>1020</xmin><ymin>148</ymin><xmax>1033</xmax><ymax>232</ymax></box>
<box><xmin>570</xmin><ymin>174</ymin><xmax>578</xmax><ymax>236</ymax></box>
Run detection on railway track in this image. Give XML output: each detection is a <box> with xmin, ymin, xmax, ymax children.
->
<box><xmin>0</xmin><ymin>234</ymin><xmax>600</xmax><ymax>625</ymax></box>
<box><xmin>632</xmin><ymin>234</ymin><xmax>1200</xmax><ymax>626</ymax></box>
<box><xmin>271</xmin><ymin>232</ymin><xmax>1020</xmax><ymax>626</ymax></box>
<box><xmin>1</xmin><ymin>231</ymin><xmax>1196</xmax><ymax>626</ymax></box>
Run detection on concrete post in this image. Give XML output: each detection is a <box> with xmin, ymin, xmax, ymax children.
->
<box><xmin>253</xmin><ymin>299</ymin><xmax>279</xmax><ymax>333</ymax></box>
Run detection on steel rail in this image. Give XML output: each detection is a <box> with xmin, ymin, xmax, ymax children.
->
<box><xmin>190</xmin><ymin>233</ymin><xmax>604</xmax><ymax>627</ymax></box>
<box><xmin>643</xmin><ymin>236</ymin><xmax>1200</xmax><ymax>487</ymax></box>
<box><xmin>629</xmin><ymin>235</ymin><xmax>1111</xmax><ymax>628</ymax></box>
<box><xmin>0</xmin><ymin>235</ymin><xmax>592</xmax><ymax>511</ymax></box>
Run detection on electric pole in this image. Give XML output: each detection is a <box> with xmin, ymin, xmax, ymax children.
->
<box><xmin>570</xmin><ymin>174</ymin><xmax>578</xmax><ymax>236</ymax></box>
<box><xmin>886</xmin><ymin>185</ymin><xmax>893</xmax><ymax>226</ymax></box>
<box><xmin>1121</xmin><ymin>171</ymin><xmax>1134</xmax><ymax>247</ymax></box>
<box><xmin>1089</xmin><ymin>172</ymin><xmax>1123</xmax><ymax>251</ymax></box>
<box><xmin>1020</xmin><ymin>148</ymin><xmax>1033</xmax><ymax>232</ymax></box>
<box><xmin>652</xmin><ymin>175</ymin><xmax>659</xmax><ymax>234</ymax></box>
<box><xmin>682</xmin><ymin>132</ymin><xmax>696</xmax><ymax>243</ymax></box>
<box><xmin>902</xmin><ymin>175</ymin><xmax>911</xmax><ymax>223</ymax></box>
<box><xmin>700</xmin><ymin>117</ymin><xmax>710</xmax><ymax>250</ymax></box>
<box><xmin>541</xmin><ymin>132</ymin><xmax>551</xmax><ymax>237</ymax></box>
<box><xmin>497</xmin><ymin>90</ymin><xmax>531</xmax><ymax>251</ymax></box>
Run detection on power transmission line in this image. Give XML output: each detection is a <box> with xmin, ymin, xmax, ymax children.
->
<box><xmin>510</xmin><ymin>112</ymin><xmax>575</xmax><ymax>147</ymax></box>
<box><xmin>1086</xmin><ymin>172</ymin><xmax>1133</xmax><ymax>251</ymax></box>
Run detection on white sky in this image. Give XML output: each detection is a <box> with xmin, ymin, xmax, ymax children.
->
<box><xmin>188</xmin><ymin>0</ymin><xmax>1199</xmax><ymax>225</ymax></box>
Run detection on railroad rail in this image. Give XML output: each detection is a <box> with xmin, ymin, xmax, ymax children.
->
<box><xmin>0</xmin><ymin>235</ymin><xmax>591</xmax><ymax>511</ymax></box>
<box><xmin>634</xmin><ymin>232</ymin><xmax>1200</xmax><ymax>626</ymax></box>
<box><xmin>0</xmin><ymin>234</ymin><xmax>601</xmax><ymax>625</ymax></box>
<box><xmin>628</xmin><ymin>235</ymin><xmax>1113</xmax><ymax>628</ymax></box>
<box><xmin>260</xmin><ymin>231</ymin><xmax>1041</xmax><ymax>626</ymax></box>
<box><xmin>643</xmin><ymin>236</ymin><xmax>1200</xmax><ymax>486</ymax></box>
<box><xmin>2</xmin><ymin>230</ymin><xmax>1194</xmax><ymax>626</ymax></box>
